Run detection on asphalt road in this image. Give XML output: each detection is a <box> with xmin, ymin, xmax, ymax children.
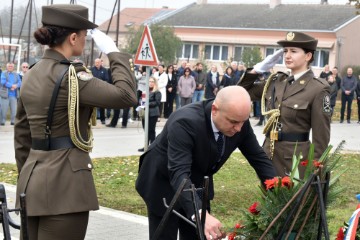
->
<box><xmin>1</xmin><ymin>118</ymin><xmax>359</xmax><ymax>164</ymax></box>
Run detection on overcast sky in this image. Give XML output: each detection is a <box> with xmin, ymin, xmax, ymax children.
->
<box><xmin>1</xmin><ymin>0</ymin><xmax>350</xmax><ymax>24</ymax></box>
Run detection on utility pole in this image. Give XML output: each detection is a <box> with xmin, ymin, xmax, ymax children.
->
<box><xmin>8</xmin><ymin>0</ymin><xmax>14</xmax><ymax>62</ymax></box>
<box><xmin>27</xmin><ymin>0</ymin><xmax>33</xmax><ymax>63</ymax></box>
<box><xmin>90</xmin><ymin>0</ymin><xmax>97</xmax><ymax>65</ymax></box>
<box><xmin>116</xmin><ymin>0</ymin><xmax>121</xmax><ymax>47</ymax></box>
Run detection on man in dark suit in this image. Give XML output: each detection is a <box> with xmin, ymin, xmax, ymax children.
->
<box><xmin>136</xmin><ymin>86</ymin><xmax>276</xmax><ymax>240</ymax></box>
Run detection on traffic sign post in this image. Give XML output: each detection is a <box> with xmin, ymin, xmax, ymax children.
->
<box><xmin>134</xmin><ymin>25</ymin><xmax>159</xmax><ymax>67</ymax></box>
<box><xmin>134</xmin><ymin>25</ymin><xmax>159</xmax><ymax>152</ymax></box>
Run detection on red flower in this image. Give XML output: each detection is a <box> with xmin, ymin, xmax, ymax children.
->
<box><xmin>228</xmin><ymin>232</ymin><xmax>236</xmax><ymax>240</ymax></box>
<box><xmin>336</xmin><ymin>227</ymin><xmax>345</xmax><ymax>240</ymax></box>
<box><xmin>234</xmin><ymin>223</ymin><xmax>244</xmax><ymax>229</ymax></box>
<box><xmin>281</xmin><ymin>176</ymin><xmax>293</xmax><ymax>189</ymax></box>
<box><xmin>249</xmin><ymin>202</ymin><xmax>260</xmax><ymax>215</ymax></box>
<box><xmin>313</xmin><ymin>160</ymin><xmax>322</xmax><ymax>168</ymax></box>
<box><xmin>300</xmin><ymin>159</ymin><xmax>309</xmax><ymax>166</ymax></box>
<box><xmin>264</xmin><ymin>177</ymin><xmax>279</xmax><ymax>190</ymax></box>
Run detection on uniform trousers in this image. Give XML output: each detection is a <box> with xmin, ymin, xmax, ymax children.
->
<box><xmin>24</xmin><ymin>211</ymin><xmax>89</xmax><ymax>240</ymax></box>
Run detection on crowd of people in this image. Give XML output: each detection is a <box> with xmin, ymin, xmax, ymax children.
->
<box><xmin>319</xmin><ymin>64</ymin><xmax>360</xmax><ymax>124</ymax></box>
<box><xmin>0</xmin><ymin>62</ymin><xmax>28</xmax><ymax>126</ymax></box>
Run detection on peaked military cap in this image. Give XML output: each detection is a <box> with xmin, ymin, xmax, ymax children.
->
<box><xmin>42</xmin><ymin>4</ymin><xmax>98</xmax><ymax>30</ymax></box>
<box><xmin>277</xmin><ymin>31</ymin><xmax>318</xmax><ymax>51</ymax></box>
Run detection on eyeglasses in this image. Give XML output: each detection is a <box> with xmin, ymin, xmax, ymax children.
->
<box><xmin>22</xmin><ymin>66</ymin><xmax>29</xmax><ymax>68</ymax></box>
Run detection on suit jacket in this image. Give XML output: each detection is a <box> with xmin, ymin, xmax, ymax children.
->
<box><xmin>135</xmin><ymin>100</ymin><xmax>276</xmax><ymax>218</ymax></box>
<box><xmin>166</xmin><ymin>73</ymin><xmax>177</xmax><ymax>97</ymax></box>
<box><xmin>15</xmin><ymin>49</ymin><xmax>137</xmax><ymax>216</ymax></box>
<box><xmin>238</xmin><ymin>70</ymin><xmax>331</xmax><ymax>177</ymax></box>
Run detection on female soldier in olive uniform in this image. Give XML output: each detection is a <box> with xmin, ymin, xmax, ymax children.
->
<box><xmin>14</xmin><ymin>4</ymin><xmax>137</xmax><ymax>239</ymax></box>
<box><xmin>238</xmin><ymin>32</ymin><xmax>331</xmax><ymax>178</ymax></box>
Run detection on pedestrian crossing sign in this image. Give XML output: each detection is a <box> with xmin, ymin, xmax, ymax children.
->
<box><xmin>134</xmin><ymin>25</ymin><xmax>158</xmax><ymax>66</ymax></box>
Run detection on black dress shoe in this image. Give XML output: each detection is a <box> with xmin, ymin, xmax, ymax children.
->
<box><xmin>138</xmin><ymin>148</ymin><xmax>144</xmax><ymax>152</ymax></box>
<box><xmin>106</xmin><ymin>124</ymin><xmax>115</xmax><ymax>128</ymax></box>
<box><xmin>121</xmin><ymin>126</ymin><xmax>127</xmax><ymax>128</ymax></box>
<box><xmin>11</xmin><ymin>122</ymin><xmax>14</xmax><ymax>125</ymax></box>
<box><xmin>340</xmin><ymin>120</ymin><xmax>344</xmax><ymax>123</ymax></box>
<box><xmin>347</xmin><ymin>120</ymin><xmax>351</xmax><ymax>124</ymax></box>
<box><xmin>0</xmin><ymin>123</ymin><xmax>5</xmax><ymax>126</ymax></box>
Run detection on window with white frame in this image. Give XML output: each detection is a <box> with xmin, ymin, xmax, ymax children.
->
<box><xmin>177</xmin><ymin>43</ymin><xmax>199</xmax><ymax>59</ymax></box>
<box><xmin>311</xmin><ymin>49</ymin><xmax>330</xmax><ymax>68</ymax></box>
<box><xmin>265</xmin><ymin>47</ymin><xmax>284</xmax><ymax>64</ymax></box>
<box><xmin>205</xmin><ymin>45</ymin><xmax>228</xmax><ymax>61</ymax></box>
<box><xmin>234</xmin><ymin>46</ymin><xmax>244</xmax><ymax>62</ymax></box>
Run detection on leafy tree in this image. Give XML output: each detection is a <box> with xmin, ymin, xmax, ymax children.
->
<box><xmin>124</xmin><ymin>24</ymin><xmax>182</xmax><ymax>66</ymax></box>
<box><xmin>348</xmin><ymin>0</ymin><xmax>360</xmax><ymax>15</ymax></box>
<box><xmin>241</xmin><ymin>47</ymin><xmax>262</xmax><ymax>69</ymax></box>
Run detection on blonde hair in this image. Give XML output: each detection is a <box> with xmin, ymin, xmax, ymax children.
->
<box><xmin>149</xmin><ymin>76</ymin><xmax>158</xmax><ymax>92</ymax></box>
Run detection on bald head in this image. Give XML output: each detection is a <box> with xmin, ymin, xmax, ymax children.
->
<box><xmin>212</xmin><ymin>86</ymin><xmax>252</xmax><ymax>136</ymax></box>
<box><xmin>215</xmin><ymin>86</ymin><xmax>251</xmax><ymax>110</ymax></box>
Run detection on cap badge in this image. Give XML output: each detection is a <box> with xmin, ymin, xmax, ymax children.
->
<box><xmin>286</xmin><ymin>32</ymin><xmax>295</xmax><ymax>41</ymax></box>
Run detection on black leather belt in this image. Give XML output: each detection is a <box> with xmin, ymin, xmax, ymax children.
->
<box><xmin>32</xmin><ymin>136</ymin><xmax>76</xmax><ymax>151</ymax></box>
<box><xmin>266</xmin><ymin>132</ymin><xmax>309</xmax><ymax>142</ymax></box>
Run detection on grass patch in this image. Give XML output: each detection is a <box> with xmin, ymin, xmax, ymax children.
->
<box><xmin>1</xmin><ymin>152</ymin><xmax>359</xmax><ymax>238</ymax></box>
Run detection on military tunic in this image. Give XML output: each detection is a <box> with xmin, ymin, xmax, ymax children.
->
<box><xmin>14</xmin><ymin>49</ymin><xmax>137</xmax><ymax>216</ymax></box>
<box><xmin>239</xmin><ymin>69</ymin><xmax>331</xmax><ymax>177</ymax></box>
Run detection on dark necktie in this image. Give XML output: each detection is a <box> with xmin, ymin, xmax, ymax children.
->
<box><xmin>216</xmin><ymin>132</ymin><xmax>224</xmax><ymax>158</ymax></box>
<box><xmin>212</xmin><ymin>132</ymin><xmax>224</xmax><ymax>171</ymax></box>
<box><xmin>287</xmin><ymin>75</ymin><xmax>295</xmax><ymax>85</ymax></box>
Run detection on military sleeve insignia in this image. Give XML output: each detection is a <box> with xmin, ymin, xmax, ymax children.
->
<box><xmin>323</xmin><ymin>95</ymin><xmax>331</xmax><ymax>114</ymax></box>
<box><xmin>77</xmin><ymin>71</ymin><xmax>93</xmax><ymax>81</ymax></box>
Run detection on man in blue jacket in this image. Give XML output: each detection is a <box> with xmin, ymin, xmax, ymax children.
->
<box><xmin>1</xmin><ymin>62</ymin><xmax>21</xmax><ymax>125</ymax></box>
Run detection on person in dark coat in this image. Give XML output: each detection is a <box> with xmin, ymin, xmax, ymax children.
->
<box><xmin>327</xmin><ymin>74</ymin><xmax>338</xmax><ymax>118</ymax></box>
<box><xmin>136</xmin><ymin>86</ymin><xmax>276</xmax><ymax>240</ymax></box>
<box><xmin>14</xmin><ymin>4</ymin><xmax>137</xmax><ymax>239</ymax></box>
<box><xmin>340</xmin><ymin>67</ymin><xmax>357</xmax><ymax>123</ymax></box>
<box><xmin>138</xmin><ymin>76</ymin><xmax>161</xmax><ymax>152</ymax></box>
<box><xmin>204</xmin><ymin>65</ymin><xmax>220</xmax><ymax>99</ymax></box>
<box><xmin>220</xmin><ymin>66</ymin><xmax>236</xmax><ymax>88</ymax></box>
<box><xmin>164</xmin><ymin>64</ymin><xmax>177</xmax><ymax>118</ymax></box>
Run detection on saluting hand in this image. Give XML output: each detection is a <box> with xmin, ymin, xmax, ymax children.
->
<box><xmin>90</xmin><ymin>29</ymin><xmax>120</xmax><ymax>54</ymax></box>
<box><xmin>254</xmin><ymin>49</ymin><xmax>284</xmax><ymax>74</ymax></box>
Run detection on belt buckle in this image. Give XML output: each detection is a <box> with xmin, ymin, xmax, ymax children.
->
<box><xmin>270</xmin><ymin>130</ymin><xmax>278</xmax><ymax>141</ymax></box>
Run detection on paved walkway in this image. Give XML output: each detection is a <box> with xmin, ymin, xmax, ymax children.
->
<box><xmin>1</xmin><ymin>117</ymin><xmax>359</xmax><ymax>239</ymax></box>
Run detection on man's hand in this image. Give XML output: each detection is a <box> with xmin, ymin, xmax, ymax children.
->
<box><xmin>254</xmin><ymin>49</ymin><xmax>284</xmax><ymax>73</ymax></box>
<box><xmin>204</xmin><ymin>212</ymin><xmax>226</xmax><ymax>240</ymax></box>
<box><xmin>90</xmin><ymin>29</ymin><xmax>119</xmax><ymax>54</ymax></box>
